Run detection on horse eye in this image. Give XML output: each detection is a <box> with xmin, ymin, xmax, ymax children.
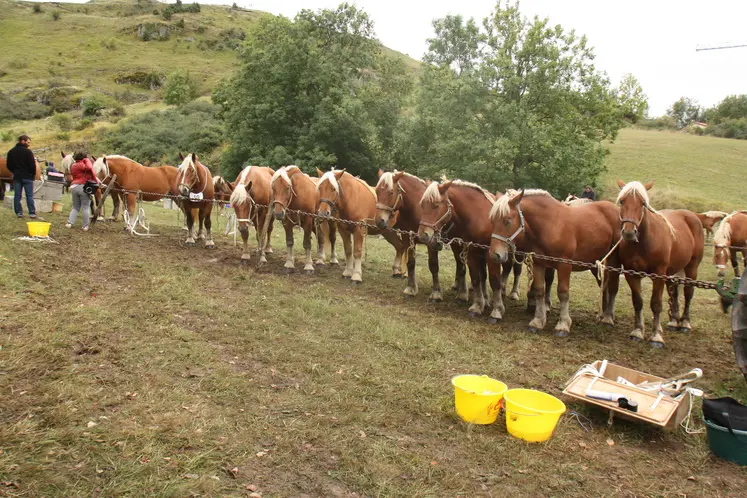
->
<box><xmin>504</xmin><ymin>219</ymin><xmax>511</xmax><ymax>226</ymax></box>
<box><xmin>619</xmin><ymin>200</ymin><xmax>624</xmax><ymax>206</ymax></box>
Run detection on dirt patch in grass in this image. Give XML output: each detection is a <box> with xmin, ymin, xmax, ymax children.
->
<box><xmin>0</xmin><ymin>205</ymin><xmax>745</xmax><ymax>496</ymax></box>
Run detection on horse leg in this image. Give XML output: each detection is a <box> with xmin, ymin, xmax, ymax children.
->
<box><xmin>553</xmin><ymin>264</ymin><xmax>573</xmax><ymax>337</ymax></box>
<box><xmin>679</xmin><ymin>262</ymin><xmax>699</xmax><ymax>332</ymax></box>
<box><xmin>302</xmin><ymin>218</ymin><xmax>314</xmax><ymax>273</ymax></box>
<box><xmin>451</xmin><ymin>244</ymin><xmax>469</xmax><ymax>302</ymax></box>
<box><xmin>328</xmin><ymin>222</ymin><xmax>339</xmax><ymax>265</ymax></box>
<box><xmin>528</xmin><ymin>265</ymin><xmax>548</xmax><ymax>332</ymax></box>
<box><xmin>500</xmin><ymin>260</ymin><xmax>511</xmax><ymax>299</ymax></box>
<box><xmin>666</xmin><ymin>281</ymin><xmax>680</xmax><ymax>330</ymax></box>
<box><xmin>510</xmin><ymin>259</ymin><xmax>522</xmax><ymax>300</ymax></box>
<box><xmin>239</xmin><ymin>221</ymin><xmax>252</xmax><ymax>262</ymax></box>
<box><xmin>649</xmin><ymin>276</ymin><xmax>667</xmax><ymax>348</ymax></box>
<box><xmin>203</xmin><ymin>207</ymin><xmax>215</xmax><ymax>249</ymax></box>
<box><xmin>339</xmin><ymin>227</ymin><xmax>353</xmax><ymax>278</ymax></box>
<box><xmin>379</xmin><ymin>229</ymin><xmax>405</xmax><ymax>278</ymax></box>
<box><xmin>544</xmin><ymin>269</ymin><xmax>554</xmax><ymax>309</ymax></box>
<box><xmin>351</xmin><ymin>226</ymin><xmax>364</xmax><ymax>283</ymax></box>
<box><xmin>427</xmin><ymin>246</ymin><xmax>442</xmax><ymax>302</ymax></box>
<box><xmin>184</xmin><ymin>206</ymin><xmax>196</xmax><ymax>246</ymax></box>
<box><xmin>731</xmin><ymin>248</ymin><xmax>741</xmax><ymax>278</ymax></box>
<box><xmin>283</xmin><ymin>219</ymin><xmax>295</xmax><ymax>270</ymax></box>
<box><xmin>403</xmin><ymin>234</ymin><xmax>418</xmax><ymax>297</ymax></box>
<box><xmin>256</xmin><ymin>212</ymin><xmax>268</xmax><ymax>264</ymax></box>
<box><xmin>625</xmin><ymin>274</ymin><xmax>645</xmax><ymax>341</ymax></box>
<box><xmin>601</xmin><ymin>268</ymin><xmax>620</xmax><ymax>326</ymax></box>
<box><xmin>264</xmin><ymin>209</ymin><xmax>274</xmax><ymax>254</ymax></box>
<box><xmin>315</xmin><ymin>220</ymin><xmax>328</xmax><ymax>266</ymax></box>
<box><xmin>487</xmin><ymin>257</ymin><xmax>505</xmax><ymax>324</ymax></box>
<box><xmin>195</xmin><ymin>208</ymin><xmax>204</xmax><ymax>240</ymax></box>
<box><xmin>125</xmin><ymin>193</ymin><xmax>137</xmax><ymax>231</ymax></box>
<box><xmin>110</xmin><ymin>190</ymin><xmax>121</xmax><ymax>221</ymax></box>
<box><xmin>467</xmin><ymin>248</ymin><xmax>487</xmax><ymax>317</ymax></box>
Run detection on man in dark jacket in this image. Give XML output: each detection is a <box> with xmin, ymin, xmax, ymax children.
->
<box><xmin>580</xmin><ymin>185</ymin><xmax>596</xmax><ymax>201</ymax></box>
<box><xmin>6</xmin><ymin>135</ymin><xmax>37</xmax><ymax>218</ymax></box>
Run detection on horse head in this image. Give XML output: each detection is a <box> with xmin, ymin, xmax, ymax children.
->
<box><xmin>271</xmin><ymin>166</ymin><xmax>299</xmax><ymax>220</ymax></box>
<box><xmin>375</xmin><ymin>170</ymin><xmax>405</xmax><ymax>229</ymax></box>
<box><xmin>177</xmin><ymin>153</ymin><xmax>206</xmax><ymax>197</ymax></box>
<box><xmin>316</xmin><ymin>168</ymin><xmax>345</xmax><ymax>218</ymax></box>
<box><xmin>616</xmin><ymin>179</ymin><xmax>654</xmax><ymax>243</ymax></box>
<box><xmin>417</xmin><ymin>180</ymin><xmax>453</xmax><ymax>248</ymax></box>
<box><xmin>488</xmin><ymin>189</ymin><xmax>526</xmax><ymax>263</ymax></box>
<box><xmin>229</xmin><ymin>166</ymin><xmax>256</xmax><ymax>234</ymax></box>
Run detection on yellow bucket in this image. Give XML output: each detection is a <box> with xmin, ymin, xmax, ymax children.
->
<box><xmin>504</xmin><ymin>388</ymin><xmax>566</xmax><ymax>442</ymax></box>
<box><xmin>27</xmin><ymin>221</ymin><xmax>51</xmax><ymax>237</ymax></box>
<box><xmin>451</xmin><ymin>375</ymin><xmax>507</xmax><ymax>424</ymax></box>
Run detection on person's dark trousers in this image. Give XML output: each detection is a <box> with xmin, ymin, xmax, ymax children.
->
<box><xmin>13</xmin><ymin>178</ymin><xmax>36</xmax><ymax>217</ymax></box>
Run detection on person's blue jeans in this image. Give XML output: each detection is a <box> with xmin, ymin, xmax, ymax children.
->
<box><xmin>13</xmin><ymin>178</ymin><xmax>36</xmax><ymax>217</ymax></box>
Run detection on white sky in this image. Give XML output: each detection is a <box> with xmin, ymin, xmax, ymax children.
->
<box><xmin>217</xmin><ymin>0</ymin><xmax>747</xmax><ymax>116</ymax></box>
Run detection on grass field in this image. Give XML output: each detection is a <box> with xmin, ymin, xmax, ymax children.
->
<box><xmin>0</xmin><ymin>192</ymin><xmax>745</xmax><ymax>496</ymax></box>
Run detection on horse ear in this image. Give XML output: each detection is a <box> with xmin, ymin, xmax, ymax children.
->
<box><xmin>438</xmin><ymin>180</ymin><xmax>453</xmax><ymax>194</ymax></box>
<box><xmin>316</xmin><ymin>168</ymin><xmax>324</xmax><ymax>177</ymax></box>
<box><xmin>60</xmin><ymin>151</ymin><xmax>66</xmax><ymax>159</ymax></box>
<box><xmin>377</xmin><ymin>168</ymin><xmax>384</xmax><ymax>178</ymax></box>
<box><xmin>616</xmin><ymin>179</ymin><xmax>626</xmax><ymax>189</ymax></box>
<box><xmin>644</xmin><ymin>180</ymin><xmax>654</xmax><ymax>191</ymax></box>
<box><xmin>191</xmin><ymin>153</ymin><xmax>198</xmax><ymax>162</ymax></box>
<box><xmin>245</xmin><ymin>180</ymin><xmax>252</xmax><ymax>192</ymax></box>
<box><xmin>91</xmin><ymin>155</ymin><xmax>97</xmax><ymax>162</ymax></box>
<box><xmin>102</xmin><ymin>156</ymin><xmax>107</xmax><ymax>165</ymax></box>
<box><xmin>392</xmin><ymin>171</ymin><xmax>405</xmax><ymax>182</ymax></box>
<box><xmin>179</xmin><ymin>152</ymin><xmax>185</xmax><ymax>161</ymax></box>
<box><xmin>509</xmin><ymin>189</ymin><xmax>525</xmax><ymax>207</ymax></box>
<box><xmin>495</xmin><ymin>190</ymin><xmax>502</xmax><ymax>198</ymax></box>
<box><xmin>334</xmin><ymin>168</ymin><xmax>346</xmax><ymax>179</ymax></box>
<box><xmin>225</xmin><ymin>181</ymin><xmax>234</xmax><ymax>193</ymax></box>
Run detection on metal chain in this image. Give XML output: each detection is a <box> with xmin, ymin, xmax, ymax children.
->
<box><xmin>81</xmin><ymin>184</ymin><xmax>725</xmax><ymax>290</ymax></box>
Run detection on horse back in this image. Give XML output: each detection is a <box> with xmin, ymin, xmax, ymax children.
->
<box><xmin>661</xmin><ymin>209</ymin><xmax>705</xmax><ymax>266</ymax></box>
<box><xmin>340</xmin><ymin>175</ymin><xmax>376</xmax><ymax>223</ymax></box>
<box><xmin>729</xmin><ymin>212</ymin><xmax>747</xmax><ymax>246</ymax></box>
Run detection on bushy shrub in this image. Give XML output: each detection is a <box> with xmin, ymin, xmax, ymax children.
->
<box><xmin>76</xmin><ymin>118</ymin><xmax>94</xmax><ymax>131</ymax></box>
<box><xmin>163</xmin><ymin>70</ymin><xmax>198</xmax><ymax>106</ymax></box>
<box><xmin>0</xmin><ymin>92</ymin><xmax>50</xmax><ymax>122</ymax></box>
<box><xmin>635</xmin><ymin>116</ymin><xmax>677</xmax><ymax>130</ymax></box>
<box><xmin>52</xmin><ymin>113</ymin><xmax>73</xmax><ymax>131</ymax></box>
<box><xmin>52</xmin><ymin>11</ymin><xmax>61</xmax><ymax>21</ymax></box>
<box><xmin>81</xmin><ymin>95</ymin><xmax>110</xmax><ymax>117</ymax></box>
<box><xmin>56</xmin><ymin>132</ymin><xmax>70</xmax><ymax>141</ymax></box>
<box><xmin>704</xmin><ymin>118</ymin><xmax>747</xmax><ymax>140</ymax></box>
<box><xmin>114</xmin><ymin>71</ymin><xmax>165</xmax><ymax>90</ymax></box>
<box><xmin>100</xmin><ymin>101</ymin><xmax>223</xmax><ymax>165</ymax></box>
<box><xmin>33</xmin><ymin>4</ymin><xmax>42</xmax><ymax>13</ymax></box>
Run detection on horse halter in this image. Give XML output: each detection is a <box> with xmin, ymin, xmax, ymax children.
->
<box><xmin>272</xmin><ymin>176</ymin><xmax>298</xmax><ymax>213</ymax></box>
<box><xmin>619</xmin><ymin>202</ymin><xmax>648</xmax><ymax>230</ymax></box>
<box><xmin>491</xmin><ymin>203</ymin><xmax>526</xmax><ymax>251</ymax></box>
<box><xmin>419</xmin><ymin>196</ymin><xmax>453</xmax><ymax>239</ymax></box>
<box><xmin>376</xmin><ymin>182</ymin><xmax>405</xmax><ymax>215</ymax></box>
<box><xmin>319</xmin><ymin>179</ymin><xmax>344</xmax><ymax>213</ymax></box>
<box><xmin>178</xmin><ymin>160</ymin><xmax>207</xmax><ymax>195</ymax></box>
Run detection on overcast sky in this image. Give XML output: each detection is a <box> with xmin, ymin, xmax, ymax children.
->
<box><xmin>210</xmin><ymin>0</ymin><xmax>746</xmax><ymax>116</ymax></box>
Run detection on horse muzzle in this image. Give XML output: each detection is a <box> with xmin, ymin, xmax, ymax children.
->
<box><xmin>178</xmin><ymin>185</ymin><xmax>190</xmax><ymax>197</ymax></box>
<box><xmin>274</xmin><ymin>209</ymin><xmax>285</xmax><ymax>220</ymax></box>
<box><xmin>491</xmin><ymin>248</ymin><xmax>509</xmax><ymax>264</ymax></box>
<box><xmin>375</xmin><ymin>217</ymin><xmax>388</xmax><ymax>229</ymax></box>
<box><xmin>621</xmin><ymin>228</ymin><xmax>639</xmax><ymax>243</ymax></box>
<box><xmin>716</xmin><ymin>265</ymin><xmax>727</xmax><ymax>277</ymax></box>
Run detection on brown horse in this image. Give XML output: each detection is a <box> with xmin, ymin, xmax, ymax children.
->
<box><xmin>375</xmin><ymin>170</ymin><xmax>470</xmax><ymax>301</ymax></box>
<box><xmin>93</xmin><ymin>155</ymin><xmax>178</xmax><ymax>223</ymax></box>
<box><xmin>697</xmin><ymin>210</ymin><xmax>728</xmax><ymax>241</ymax></box>
<box><xmin>489</xmin><ymin>189</ymin><xmax>622</xmax><ymax>336</ymax></box>
<box><xmin>316</xmin><ymin>168</ymin><xmax>405</xmax><ymax>284</ymax></box>
<box><xmin>713</xmin><ymin>211</ymin><xmax>747</xmax><ymax>278</ymax></box>
<box><xmin>0</xmin><ymin>156</ymin><xmax>42</xmax><ymax>200</ymax></box>
<box><xmin>417</xmin><ymin>180</ymin><xmax>512</xmax><ymax>323</ymax></box>
<box><xmin>616</xmin><ymin>180</ymin><xmax>704</xmax><ymax>347</ymax></box>
<box><xmin>174</xmin><ymin>153</ymin><xmax>215</xmax><ymax>247</ymax></box>
<box><xmin>310</xmin><ymin>176</ymin><xmax>339</xmax><ymax>266</ymax></box>
<box><xmin>228</xmin><ymin>165</ymin><xmax>275</xmax><ymax>262</ymax></box>
<box><xmin>563</xmin><ymin>194</ymin><xmax>592</xmax><ymax>206</ymax></box>
<box><xmin>271</xmin><ymin>166</ymin><xmax>336</xmax><ymax>272</ymax></box>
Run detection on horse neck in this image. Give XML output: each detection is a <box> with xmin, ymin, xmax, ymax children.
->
<box><xmin>518</xmin><ymin>196</ymin><xmax>558</xmax><ymax>248</ymax></box>
<box><xmin>447</xmin><ymin>187</ymin><xmax>491</xmax><ymax>238</ymax></box>
<box><xmin>397</xmin><ymin>176</ymin><xmax>426</xmax><ymax>225</ymax></box>
<box><xmin>289</xmin><ymin>173</ymin><xmax>315</xmax><ymax>212</ymax></box>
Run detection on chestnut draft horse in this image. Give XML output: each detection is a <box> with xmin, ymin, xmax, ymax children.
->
<box><xmin>93</xmin><ymin>155</ymin><xmax>178</xmax><ymax>224</ymax></box>
<box><xmin>375</xmin><ymin>170</ymin><xmax>470</xmax><ymax>301</ymax></box>
<box><xmin>0</xmin><ymin>157</ymin><xmax>42</xmax><ymax>200</ymax></box>
<box><xmin>696</xmin><ymin>211</ymin><xmax>728</xmax><ymax>241</ymax></box>
<box><xmin>489</xmin><ymin>189</ymin><xmax>622</xmax><ymax>336</ymax></box>
<box><xmin>418</xmin><ymin>180</ymin><xmax>521</xmax><ymax>323</ymax></box>
<box><xmin>616</xmin><ymin>180</ymin><xmax>704</xmax><ymax>347</ymax></box>
<box><xmin>61</xmin><ymin>152</ymin><xmax>108</xmax><ymax>220</ymax></box>
<box><xmin>563</xmin><ymin>194</ymin><xmax>592</xmax><ymax>206</ymax></box>
<box><xmin>713</xmin><ymin>211</ymin><xmax>747</xmax><ymax>278</ymax></box>
<box><xmin>270</xmin><ymin>166</ymin><xmax>337</xmax><ymax>272</ymax></box>
<box><xmin>316</xmin><ymin>168</ymin><xmax>405</xmax><ymax>284</ymax></box>
<box><xmin>175</xmin><ymin>153</ymin><xmax>215</xmax><ymax>248</ymax></box>
<box><xmin>228</xmin><ymin>165</ymin><xmax>275</xmax><ymax>262</ymax></box>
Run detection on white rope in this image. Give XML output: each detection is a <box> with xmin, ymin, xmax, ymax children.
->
<box><xmin>13</xmin><ymin>235</ymin><xmax>58</xmax><ymax>244</ymax></box>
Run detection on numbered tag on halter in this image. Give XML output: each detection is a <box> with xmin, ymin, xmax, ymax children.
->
<box><xmin>189</xmin><ymin>192</ymin><xmax>204</xmax><ymax>201</ymax></box>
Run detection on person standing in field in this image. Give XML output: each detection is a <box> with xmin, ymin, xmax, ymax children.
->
<box><xmin>5</xmin><ymin>134</ymin><xmax>38</xmax><ymax>218</ymax></box>
<box><xmin>580</xmin><ymin>185</ymin><xmax>596</xmax><ymax>201</ymax></box>
<box><xmin>65</xmin><ymin>152</ymin><xmax>101</xmax><ymax>231</ymax></box>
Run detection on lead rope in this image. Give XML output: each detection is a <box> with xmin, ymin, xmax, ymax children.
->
<box><xmin>596</xmin><ymin>238</ymin><xmax>622</xmax><ymax>316</ymax></box>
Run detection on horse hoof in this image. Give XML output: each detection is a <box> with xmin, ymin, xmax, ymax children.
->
<box><xmin>428</xmin><ymin>297</ymin><xmax>443</xmax><ymax>303</ymax></box>
<box><xmin>392</xmin><ymin>273</ymin><xmax>404</xmax><ymax>279</ymax></box>
<box><xmin>650</xmin><ymin>341</ymin><xmax>665</xmax><ymax>349</ymax></box>
<box><xmin>455</xmin><ymin>296</ymin><xmax>469</xmax><ymax>303</ymax></box>
<box><xmin>527</xmin><ymin>326</ymin><xmax>540</xmax><ymax>334</ymax></box>
<box><xmin>304</xmin><ymin>269</ymin><xmax>314</xmax><ymax>275</ymax></box>
<box><xmin>678</xmin><ymin>326</ymin><xmax>691</xmax><ymax>333</ymax></box>
<box><xmin>509</xmin><ymin>292</ymin><xmax>520</xmax><ymax>301</ymax></box>
<box><xmin>351</xmin><ymin>280</ymin><xmax>361</xmax><ymax>286</ymax></box>
<box><xmin>467</xmin><ymin>311</ymin><xmax>479</xmax><ymax>319</ymax></box>
<box><xmin>185</xmin><ymin>242</ymin><xmax>195</xmax><ymax>247</ymax></box>
<box><xmin>487</xmin><ymin>317</ymin><xmax>499</xmax><ymax>325</ymax></box>
<box><xmin>629</xmin><ymin>336</ymin><xmax>642</xmax><ymax>342</ymax></box>
<box><xmin>666</xmin><ymin>324</ymin><xmax>679</xmax><ymax>331</ymax></box>
<box><xmin>205</xmin><ymin>244</ymin><xmax>216</xmax><ymax>250</ymax></box>
<box><xmin>284</xmin><ymin>267</ymin><xmax>295</xmax><ymax>275</ymax></box>
<box><xmin>555</xmin><ymin>330</ymin><xmax>569</xmax><ymax>338</ymax></box>
<box><xmin>240</xmin><ymin>259</ymin><xmax>250</xmax><ymax>266</ymax></box>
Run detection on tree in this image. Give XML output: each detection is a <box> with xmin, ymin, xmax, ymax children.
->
<box><xmin>616</xmin><ymin>73</ymin><xmax>648</xmax><ymax>123</ymax></box>
<box><xmin>397</xmin><ymin>1</ymin><xmax>622</xmax><ymax>196</ymax></box>
<box><xmin>214</xmin><ymin>3</ymin><xmax>411</xmax><ymax>181</ymax></box>
<box><xmin>163</xmin><ymin>70</ymin><xmax>198</xmax><ymax>106</ymax></box>
<box><xmin>666</xmin><ymin>97</ymin><xmax>700</xmax><ymax>129</ymax></box>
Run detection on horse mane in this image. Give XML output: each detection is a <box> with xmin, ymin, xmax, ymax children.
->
<box><xmin>60</xmin><ymin>154</ymin><xmax>74</xmax><ymax>173</ymax></box>
<box><xmin>714</xmin><ymin>216</ymin><xmax>732</xmax><ymax>246</ymax></box>
<box><xmin>177</xmin><ymin>154</ymin><xmax>195</xmax><ymax>172</ymax></box>
<box><xmin>420</xmin><ymin>178</ymin><xmax>494</xmax><ymax>206</ymax></box>
<box><xmin>376</xmin><ymin>171</ymin><xmax>425</xmax><ymax>192</ymax></box>
<box><xmin>271</xmin><ymin>165</ymin><xmax>302</xmax><ymax>187</ymax></box>
<box><xmin>616</xmin><ymin>181</ymin><xmax>677</xmax><ymax>238</ymax></box>
<box><xmin>212</xmin><ymin>175</ymin><xmax>223</xmax><ymax>185</ymax></box>
<box><xmin>701</xmin><ymin>210</ymin><xmax>728</xmax><ymax>219</ymax></box>
<box><xmin>316</xmin><ymin>168</ymin><xmax>341</xmax><ymax>194</ymax></box>
<box><xmin>489</xmin><ymin>189</ymin><xmax>553</xmax><ymax>221</ymax></box>
<box><xmin>229</xmin><ymin>165</ymin><xmax>254</xmax><ymax>206</ymax></box>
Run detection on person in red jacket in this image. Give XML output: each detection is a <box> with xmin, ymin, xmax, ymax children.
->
<box><xmin>65</xmin><ymin>152</ymin><xmax>101</xmax><ymax>231</ymax></box>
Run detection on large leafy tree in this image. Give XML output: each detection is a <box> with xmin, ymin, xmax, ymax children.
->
<box><xmin>616</xmin><ymin>73</ymin><xmax>649</xmax><ymax>123</ymax></box>
<box><xmin>667</xmin><ymin>97</ymin><xmax>701</xmax><ymax>129</ymax></box>
<box><xmin>214</xmin><ymin>4</ymin><xmax>411</xmax><ymax>182</ymax></box>
<box><xmin>397</xmin><ymin>1</ymin><xmax>623</xmax><ymax>196</ymax></box>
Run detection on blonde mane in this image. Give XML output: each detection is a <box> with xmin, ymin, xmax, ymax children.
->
<box><xmin>376</xmin><ymin>171</ymin><xmax>425</xmax><ymax>192</ymax></box>
<box><xmin>420</xmin><ymin>181</ymin><xmax>442</xmax><ymax>205</ymax></box>
<box><xmin>316</xmin><ymin>169</ymin><xmax>341</xmax><ymax>194</ymax></box>
<box><xmin>60</xmin><ymin>154</ymin><xmax>74</xmax><ymax>173</ymax></box>
<box><xmin>616</xmin><ymin>181</ymin><xmax>676</xmax><ymax>238</ymax></box>
<box><xmin>420</xmin><ymin>177</ymin><xmax>495</xmax><ymax>206</ymax></box>
<box><xmin>177</xmin><ymin>154</ymin><xmax>195</xmax><ymax>172</ymax></box>
<box><xmin>702</xmin><ymin>210</ymin><xmax>728</xmax><ymax>219</ymax></box>
<box><xmin>714</xmin><ymin>216</ymin><xmax>732</xmax><ymax>246</ymax></box>
<box><xmin>229</xmin><ymin>165</ymin><xmax>254</xmax><ymax>206</ymax></box>
<box><xmin>271</xmin><ymin>165</ymin><xmax>302</xmax><ymax>187</ymax></box>
<box><xmin>489</xmin><ymin>189</ymin><xmax>553</xmax><ymax>221</ymax></box>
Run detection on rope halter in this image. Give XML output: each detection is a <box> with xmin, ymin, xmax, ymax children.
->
<box><xmin>491</xmin><ymin>203</ymin><xmax>526</xmax><ymax>251</ymax></box>
<box><xmin>418</xmin><ymin>196</ymin><xmax>453</xmax><ymax>240</ymax></box>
